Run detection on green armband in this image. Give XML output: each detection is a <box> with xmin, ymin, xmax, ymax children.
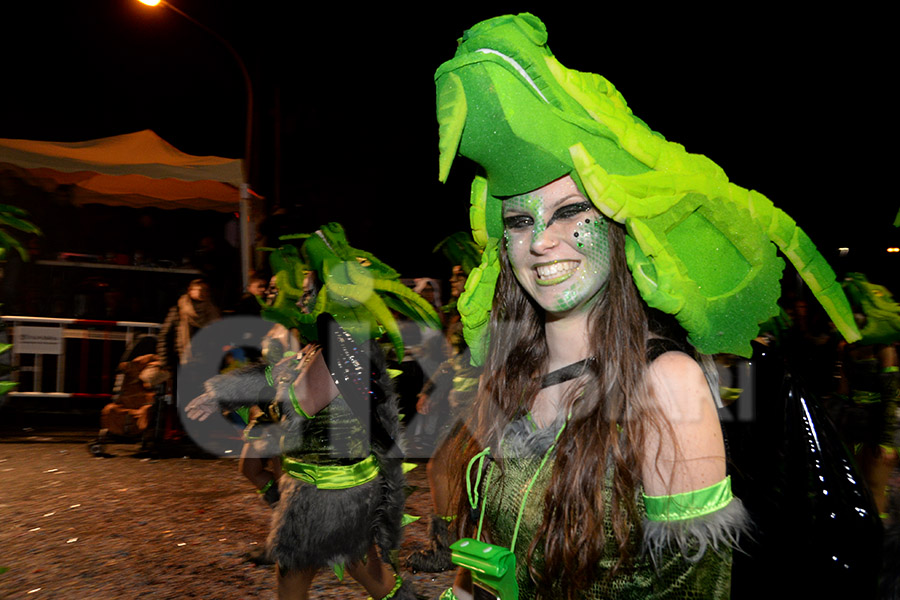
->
<box><xmin>289</xmin><ymin>384</ymin><xmax>314</xmax><ymax>419</ymax></box>
<box><xmin>644</xmin><ymin>476</ymin><xmax>734</xmax><ymax>522</ymax></box>
<box><xmin>439</xmin><ymin>588</ymin><xmax>459</xmax><ymax>600</ymax></box>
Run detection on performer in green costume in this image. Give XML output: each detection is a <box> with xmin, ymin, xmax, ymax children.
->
<box><xmin>834</xmin><ymin>272</ymin><xmax>900</xmax><ymax>521</ymax></box>
<box><xmin>432</xmin><ymin>13</ymin><xmax>861</xmax><ymax>600</ymax></box>
<box><xmin>188</xmin><ymin>223</ymin><xmax>439</xmax><ymax>600</ymax></box>
<box><xmin>407</xmin><ymin>233</ymin><xmax>483</xmax><ymax>573</ymax></box>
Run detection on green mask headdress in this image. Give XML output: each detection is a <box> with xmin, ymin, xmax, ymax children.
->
<box><xmin>262</xmin><ymin>222</ymin><xmax>442</xmax><ymax>359</ymax></box>
<box><xmin>435</xmin><ymin>13</ymin><xmax>860</xmax><ymax>363</ymax></box>
<box><xmin>842</xmin><ymin>272</ymin><xmax>900</xmax><ymax>345</ymax></box>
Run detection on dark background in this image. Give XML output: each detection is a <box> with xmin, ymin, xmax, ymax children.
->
<box><xmin>1</xmin><ymin>2</ymin><xmax>896</xmax><ymax>297</ymax></box>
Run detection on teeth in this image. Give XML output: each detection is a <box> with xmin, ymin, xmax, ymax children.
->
<box><xmin>536</xmin><ymin>260</ymin><xmax>578</xmax><ymax>280</ymax></box>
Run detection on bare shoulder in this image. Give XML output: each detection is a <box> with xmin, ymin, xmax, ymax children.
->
<box><xmin>645</xmin><ymin>351</ymin><xmax>714</xmax><ymax>420</ymax></box>
<box><xmin>642</xmin><ymin>351</ymin><xmax>726</xmax><ymax>496</ymax></box>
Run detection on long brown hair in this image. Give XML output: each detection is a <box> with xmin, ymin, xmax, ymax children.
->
<box><xmin>452</xmin><ymin>222</ymin><xmax>672</xmax><ymax>598</ymax></box>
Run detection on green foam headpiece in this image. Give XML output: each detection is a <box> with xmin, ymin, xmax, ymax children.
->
<box><xmin>842</xmin><ymin>272</ymin><xmax>900</xmax><ymax>345</ymax></box>
<box><xmin>262</xmin><ymin>222</ymin><xmax>442</xmax><ymax>359</ymax></box>
<box><xmin>435</xmin><ymin>13</ymin><xmax>860</xmax><ymax>363</ymax></box>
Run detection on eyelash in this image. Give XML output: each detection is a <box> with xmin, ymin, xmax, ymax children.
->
<box><xmin>503</xmin><ymin>201</ymin><xmax>592</xmax><ymax>232</ymax></box>
<box><xmin>503</xmin><ymin>215</ymin><xmax>533</xmax><ymax>231</ymax></box>
<box><xmin>551</xmin><ymin>202</ymin><xmax>591</xmax><ymax>223</ymax></box>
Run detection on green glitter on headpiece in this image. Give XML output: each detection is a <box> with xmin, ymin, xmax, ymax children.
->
<box><xmin>262</xmin><ymin>222</ymin><xmax>442</xmax><ymax>359</ymax></box>
<box><xmin>435</xmin><ymin>13</ymin><xmax>860</xmax><ymax>361</ymax></box>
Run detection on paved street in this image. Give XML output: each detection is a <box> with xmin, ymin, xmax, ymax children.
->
<box><xmin>0</xmin><ymin>427</ymin><xmax>454</xmax><ymax>599</ymax></box>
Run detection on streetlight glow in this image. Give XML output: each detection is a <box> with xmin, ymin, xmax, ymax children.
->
<box><xmin>135</xmin><ymin>0</ymin><xmax>255</xmax><ymax>288</ymax></box>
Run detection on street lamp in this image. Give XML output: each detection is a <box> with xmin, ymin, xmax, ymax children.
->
<box><xmin>137</xmin><ymin>0</ymin><xmax>254</xmax><ymax>289</ymax></box>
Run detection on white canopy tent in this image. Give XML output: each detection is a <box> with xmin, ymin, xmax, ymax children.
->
<box><xmin>0</xmin><ymin>129</ymin><xmax>257</xmax><ymax>286</ymax></box>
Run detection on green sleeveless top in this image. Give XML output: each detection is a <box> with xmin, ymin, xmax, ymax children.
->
<box><xmin>480</xmin><ymin>424</ymin><xmax>735</xmax><ymax>599</ymax></box>
<box><xmin>282</xmin><ymin>394</ymin><xmax>371</xmax><ymax>465</ymax></box>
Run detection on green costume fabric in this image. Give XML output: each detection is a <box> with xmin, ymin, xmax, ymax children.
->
<box><xmin>263</xmin><ymin>222</ymin><xmax>441</xmax><ymax>359</ymax></box>
<box><xmin>281</xmin><ymin>393</ymin><xmax>371</xmax><ymax>467</ymax></box>
<box><xmin>842</xmin><ymin>272</ymin><xmax>900</xmax><ymax>345</ymax></box>
<box><xmin>435</xmin><ymin>13</ymin><xmax>859</xmax><ymax>362</ymax></box>
<box><xmin>643</xmin><ymin>477</ymin><xmax>735</xmax><ymax>522</ymax></box>
<box><xmin>480</xmin><ymin>431</ymin><xmax>733</xmax><ymax>599</ymax></box>
<box><xmin>255</xmin><ymin>223</ymin><xmax>434</xmax><ymax>585</ymax></box>
<box><xmin>838</xmin><ymin>347</ymin><xmax>900</xmax><ymax>449</ymax></box>
<box><xmin>838</xmin><ymin>273</ymin><xmax>900</xmax><ymax>449</ymax></box>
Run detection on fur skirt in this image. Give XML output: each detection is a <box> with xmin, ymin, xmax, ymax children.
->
<box><xmin>267</xmin><ymin>458</ymin><xmax>405</xmax><ymax>572</ymax></box>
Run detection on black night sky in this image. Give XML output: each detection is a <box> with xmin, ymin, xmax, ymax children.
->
<box><xmin>2</xmin><ymin>2</ymin><xmax>896</xmax><ymax>287</ymax></box>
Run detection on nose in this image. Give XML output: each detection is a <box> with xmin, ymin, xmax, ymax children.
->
<box><xmin>530</xmin><ymin>226</ymin><xmax>559</xmax><ymax>254</ymax></box>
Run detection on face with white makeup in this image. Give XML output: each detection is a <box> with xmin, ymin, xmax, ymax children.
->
<box><xmin>502</xmin><ymin>175</ymin><xmax>611</xmax><ymax>319</ymax></box>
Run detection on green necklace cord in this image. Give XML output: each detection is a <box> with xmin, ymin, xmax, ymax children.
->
<box><xmin>469</xmin><ymin>416</ymin><xmax>569</xmax><ymax>552</ymax></box>
<box><xmin>475</xmin><ymin>462</ymin><xmax>494</xmax><ymax>544</ymax></box>
<box><xmin>466</xmin><ymin>447</ymin><xmax>492</xmax><ymax>514</ymax></box>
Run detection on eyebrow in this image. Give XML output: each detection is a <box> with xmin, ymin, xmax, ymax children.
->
<box><xmin>502</xmin><ymin>192</ymin><xmax>586</xmax><ymax>215</ymax></box>
<box><xmin>548</xmin><ymin>193</ymin><xmax>587</xmax><ymax>210</ymax></box>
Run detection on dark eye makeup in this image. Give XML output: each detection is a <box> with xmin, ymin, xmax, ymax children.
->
<box><xmin>503</xmin><ymin>200</ymin><xmax>591</xmax><ymax>232</ymax></box>
<box><xmin>503</xmin><ymin>214</ymin><xmax>534</xmax><ymax>231</ymax></box>
<box><xmin>549</xmin><ymin>201</ymin><xmax>591</xmax><ymax>224</ymax></box>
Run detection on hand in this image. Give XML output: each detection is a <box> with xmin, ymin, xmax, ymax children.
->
<box><xmin>416</xmin><ymin>392</ymin><xmax>431</xmax><ymax>415</ymax></box>
<box><xmin>879</xmin><ymin>444</ymin><xmax>898</xmax><ymax>467</ymax></box>
<box><xmin>185</xmin><ymin>392</ymin><xmax>218</xmax><ymax>422</ymax></box>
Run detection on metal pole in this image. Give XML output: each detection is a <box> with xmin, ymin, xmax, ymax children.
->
<box><xmin>160</xmin><ymin>1</ymin><xmax>254</xmax><ymax>289</ymax></box>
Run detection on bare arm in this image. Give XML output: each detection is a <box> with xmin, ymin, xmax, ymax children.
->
<box><xmin>451</xmin><ymin>567</ymin><xmax>473</xmax><ymax>600</ymax></box>
<box><xmin>641</xmin><ymin>351</ymin><xmax>726</xmax><ymax>496</ymax></box>
<box><xmin>288</xmin><ymin>345</ymin><xmax>340</xmax><ymax>417</ymax></box>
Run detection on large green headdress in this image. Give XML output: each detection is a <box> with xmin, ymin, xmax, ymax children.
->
<box><xmin>435</xmin><ymin>13</ymin><xmax>860</xmax><ymax>363</ymax></box>
<box><xmin>262</xmin><ymin>222</ymin><xmax>442</xmax><ymax>359</ymax></box>
<box><xmin>842</xmin><ymin>273</ymin><xmax>900</xmax><ymax>345</ymax></box>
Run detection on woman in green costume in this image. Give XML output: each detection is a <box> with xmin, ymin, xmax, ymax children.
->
<box><xmin>432</xmin><ymin>13</ymin><xmax>860</xmax><ymax>600</ymax></box>
<box><xmin>445</xmin><ymin>174</ymin><xmax>741</xmax><ymax>600</ymax></box>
